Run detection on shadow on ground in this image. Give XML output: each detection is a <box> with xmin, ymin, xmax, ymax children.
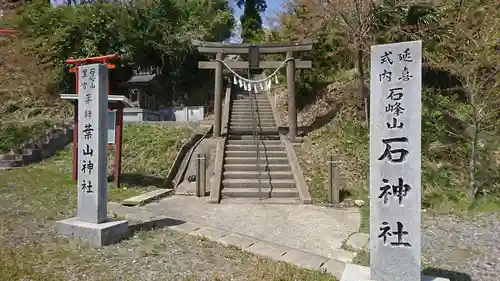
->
<box><xmin>129</xmin><ymin>217</ymin><xmax>186</xmax><ymax>234</ymax></box>
<box><xmin>422</xmin><ymin>267</ymin><xmax>472</xmax><ymax>281</ymax></box>
<box><xmin>108</xmin><ymin>173</ymin><xmax>165</xmax><ymax>187</ymax></box>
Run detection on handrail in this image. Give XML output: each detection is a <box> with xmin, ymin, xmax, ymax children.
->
<box><xmin>248</xmin><ymin>72</ymin><xmax>261</xmax><ymax>200</ymax></box>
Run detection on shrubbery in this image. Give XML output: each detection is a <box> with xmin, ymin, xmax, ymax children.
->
<box><xmin>12</xmin><ymin>0</ymin><xmax>234</xmax><ymax>103</ymax></box>
<box><xmin>272</xmin><ymin>0</ymin><xmax>500</xmax><ymax>206</ymax></box>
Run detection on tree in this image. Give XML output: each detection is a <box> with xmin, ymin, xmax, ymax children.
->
<box><xmin>14</xmin><ymin>0</ymin><xmax>234</xmax><ymax>103</ymax></box>
<box><xmin>237</xmin><ymin>0</ymin><xmax>267</xmax><ymax>42</ymax></box>
<box><xmin>428</xmin><ymin>0</ymin><xmax>500</xmax><ymax>199</ymax></box>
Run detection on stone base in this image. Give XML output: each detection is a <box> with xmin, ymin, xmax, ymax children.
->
<box><xmin>341</xmin><ymin>264</ymin><xmax>450</xmax><ymax>281</ymax></box>
<box><xmin>56</xmin><ymin>217</ymin><xmax>129</xmax><ymax>248</ymax></box>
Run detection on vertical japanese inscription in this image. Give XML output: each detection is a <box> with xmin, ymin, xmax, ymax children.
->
<box><xmin>370</xmin><ymin>41</ymin><xmax>422</xmax><ymax>281</ymax></box>
<box><xmin>77</xmin><ymin>64</ymin><xmax>108</xmax><ymax>224</ymax></box>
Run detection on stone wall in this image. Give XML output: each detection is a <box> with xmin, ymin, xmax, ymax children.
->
<box><xmin>0</xmin><ymin>121</ymin><xmax>73</xmax><ymax>169</ymax></box>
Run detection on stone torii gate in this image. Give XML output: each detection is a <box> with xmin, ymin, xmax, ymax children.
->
<box><xmin>192</xmin><ymin>39</ymin><xmax>315</xmax><ymax>141</ymax></box>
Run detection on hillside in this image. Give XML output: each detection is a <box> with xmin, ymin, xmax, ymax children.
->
<box><xmin>0</xmin><ymin>0</ymin><xmax>234</xmax><ymax>153</ymax></box>
<box><xmin>269</xmin><ymin>0</ymin><xmax>500</xmax><ymax>213</ymax></box>
<box><xmin>0</xmin><ymin>35</ymin><xmax>71</xmax><ymax>153</ymax></box>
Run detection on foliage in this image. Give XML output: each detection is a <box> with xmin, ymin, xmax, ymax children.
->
<box><xmin>0</xmin><ymin>119</ymin><xmax>61</xmax><ymax>153</ymax></box>
<box><xmin>237</xmin><ymin>0</ymin><xmax>267</xmax><ymax>42</ymax></box>
<box><xmin>274</xmin><ymin>0</ymin><xmax>500</xmax><ymax>208</ymax></box>
<box><xmin>11</xmin><ymin>0</ymin><xmax>234</xmax><ymax>104</ymax></box>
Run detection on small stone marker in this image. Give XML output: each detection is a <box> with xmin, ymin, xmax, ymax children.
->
<box><xmin>370</xmin><ymin>40</ymin><xmax>422</xmax><ymax>281</ymax></box>
<box><xmin>57</xmin><ymin>64</ymin><xmax>128</xmax><ymax>247</ymax></box>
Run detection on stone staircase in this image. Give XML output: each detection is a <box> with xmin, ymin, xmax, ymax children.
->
<box><xmin>221</xmin><ymin>92</ymin><xmax>299</xmax><ymax>202</ymax></box>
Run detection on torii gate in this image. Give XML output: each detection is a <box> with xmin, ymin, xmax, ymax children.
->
<box><xmin>192</xmin><ymin>39</ymin><xmax>315</xmax><ymax>142</ymax></box>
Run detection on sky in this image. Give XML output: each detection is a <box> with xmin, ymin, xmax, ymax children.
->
<box><xmin>230</xmin><ymin>0</ymin><xmax>285</xmax><ymax>42</ymax></box>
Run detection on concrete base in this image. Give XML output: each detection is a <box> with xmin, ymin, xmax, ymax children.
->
<box><xmin>341</xmin><ymin>264</ymin><xmax>450</xmax><ymax>281</ymax></box>
<box><xmin>56</xmin><ymin>217</ymin><xmax>129</xmax><ymax>248</ymax></box>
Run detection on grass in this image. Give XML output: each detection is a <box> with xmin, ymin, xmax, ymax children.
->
<box><xmin>296</xmin><ymin>106</ymin><xmax>500</xmax><ymax>272</ymax></box>
<box><xmin>297</xmin><ymin>114</ymin><xmax>500</xmax><ymax>216</ymax></box>
<box><xmin>0</xmin><ymin>122</ymin><xmax>337</xmax><ymax>281</ymax></box>
<box><xmin>119</xmin><ymin>122</ymin><xmax>193</xmax><ymax>177</ymax></box>
<box><xmin>0</xmin><ymin>118</ymin><xmax>63</xmax><ymax>153</ymax></box>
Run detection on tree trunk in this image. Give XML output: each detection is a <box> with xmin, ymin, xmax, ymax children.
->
<box><xmin>469</xmin><ymin>105</ymin><xmax>479</xmax><ymax>200</ymax></box>
<box><xmin>469</xmin><ymin>131</ymin><xmax>478</xmax><ymax>200</ymax></box>
<box><xmin>356</xmin><ymin>47</ymin><xmax>368</xmax><ymax>120</ymax></box>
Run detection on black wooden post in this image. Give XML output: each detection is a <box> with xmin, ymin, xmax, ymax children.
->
<box><xmin>214</xmin><ymin>52</ymin><xmax>224</xmax><ymax>137</ymax></box>
<box><xmin>286</xmin><ymin>51</ymin><xmax>297</xmax><ymax>142</ymax></box>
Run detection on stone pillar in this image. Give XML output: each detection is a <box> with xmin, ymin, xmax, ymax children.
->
<box><xmin>214</xmin><ymin>52</ymin><xmax>224</xmax><ymax>137</ymax></box>
<box><xmin>57</xmin><ymin>63</ymin><xmax>128</xmax><ymax>248</ymax></box>
<box><xmin>286</xmin><ymin>51</ymin><xmax>297</xmax><ymax>142</ymax></box>
<box><xmin>369</xmin><ymin>41</ymin><xmax>422</xmax><ymax>281</ymax></box>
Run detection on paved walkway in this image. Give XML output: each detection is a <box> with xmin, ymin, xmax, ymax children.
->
<box><xmin>108</xmin><ymin>195</ymin><xmax>366</xmax><ymax>279</ymax></box>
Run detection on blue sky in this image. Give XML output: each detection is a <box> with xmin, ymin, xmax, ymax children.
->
<box><xmin>231</xmin><ymin>0</ymin><xmax>285</xmax><ymax>41</ymax></box>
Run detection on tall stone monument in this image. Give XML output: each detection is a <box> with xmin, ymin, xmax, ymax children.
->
<box><xmin>370</xmin><ymin>40</ymin><xmax>422</xmax><ymax>281</ymax></box>
<box><xmin>56</xmin><ymin>64</ymin><xmax>129</xmax><ymax>247</ymax></box>
<box><xmin>341</xmin><ymin>41</ymin><xmax>448</xmax><ymax>281</ymax></box>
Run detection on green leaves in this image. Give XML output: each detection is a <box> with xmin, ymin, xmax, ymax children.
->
<box><xmin>12</xmin><ymin>0</ymin><xmax>234</xmax><ymax>100</ymax></box>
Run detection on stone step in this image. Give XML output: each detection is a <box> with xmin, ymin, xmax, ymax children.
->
<box><xmin>226</xmin><ymin>144</ymin><xmax>284</xmax><ymax>151</ymax></box>
<box><xmin>231</xmin><ymin>105</ymin><xmax>273</xmax><ymax>109</ymax></box>
<box><xmin>225</xmin><ymin>150</ymin><xmax>286</xmax><ymax>158</ymax></box>
<box><xmin>230</xmin><ymin>112</ymin><xmax>274</xmax><ymax>116</ymax></box>
<box><xmin>229</xmin><ymin>127</ymin><xmax>278</xmax><ymax>133</ymax></box>
<box><xmin>229</xmin><ymin>122</ymin><xmax>277</xmax><ymax>127</ymax></box>
<box><xmin>227</xmin><ymin>137</ymin><xmax>281</xmax><ymax>142</ymax></box>
<box><xmin>224</xmin><ymin>163</ymin><xmax>291</xmax><ymax>171</ymax></box>
<box><xmin>221</xmin><ymin>187</ymin><xmax>298</xmax><ymax>198</ymax></box>
<box><xmin>233</xmin><ymin>98</ymin><xmax>269</xmax><ymax>102</ymax></box>
<box><xmin>223</xmin><ymin>171</ymin><xmax>294</xmax><ymax>180</ymax></box>
<box><xmin>231</xmin><ymin>110</ymin><xmax>274</xmax><ymax>114</ymax></box>
<box><xmin>229</xmin><ymin>131</ymin><xmax>279</xmax><ymax>136</ymax></box>
<box><xmin>233</xmin><ymin>101</ymin><xmax>271</xmax><ymax>104</ymax></box>
<box><xmin>232</xmin><ymin>102</ymin><xmax>272</xmax><ymax>106</ymax></box>
<box><xmin>223</xmin><ymin>178</ymin><xmax>296</xmax><ymax>188</ymax></box>
<box><xmin>230</xmin><ymin>118</ymin><xmax>275</xmax><ymax>122</ymax></box>
<box><xmin>220</xmin><ymin>197</ymin><xmax>301</xmax><ymax>204</ymax></box>
<box><xmin>230</xmin><ymin>125</ymin><xmax>277</xmax><ymax>129</ymax></box>
<box><xmin>231</xmin><ymin>114</ymin><xmax>274</xmax><ymax>118</ymax></box>
<box><xmin>225</xmin><ymin>157</ymin><xmax>288</xmax><ymax>164</ymax></box>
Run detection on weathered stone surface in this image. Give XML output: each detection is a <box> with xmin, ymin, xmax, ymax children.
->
<box><xmin>167</xmin><ymin>221</ymin><xmax>203</xmax><ymax>233</ymax></box>
<box><xmin>245</xmin><ymin>240</ymin><xmax>290</xmax><ymax>260</ymax></box>
<box><xmin>190</xmin><ymin>226</ymin><xmax>228</xmax><ymax>240</ymax></box>
<box><xmin>346</xmin><ymin>233</ymin><xmax>369</xmax><ymax>251</ymax></box>
<box><xmin>56</xmin><ymin>217</ymin><xmax>129</xmax><ymax>248</ymax></box>
<box><xmin>76</xmin><ymin>64</ymin><xmax>109</xmax><ymax>224</ymax></box>
<box><xmin>281</xmin><ymin>249</ymin><xmax>328</xmax><ymax>270</ymax></box>
<box><xmin>369</xmin><ymin>40</ymin><xmax>422</xmax><ymax>281</ymax></box>
<box><xmin>341</xmin><ymin>263</ymin><xmax>450</xmax><ymax>281</ymax></box>
<box><xmin>320</xmin><ymin>259</ymin><xmax>346</xmax><ymax>279</ymax></box>
<box><xmin>217</xmin><ymin>233</ymin><xmax>256</xmax><ymax>249</ymax></box>
<box><xmin>121</xmin><ymin>189</ymin><xmax>173</xmax><ymax>206</ymax></box>
<box><xmin>329</xmin><ymin>249</ymin><xmax>357</xmax><ymax>263</ymax></box>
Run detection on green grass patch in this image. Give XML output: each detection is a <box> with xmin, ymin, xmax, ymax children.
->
<box><xmin>120</xmin><ymin>123</ymin><xmax>193</xmax><ymax>176</ymax></box>
<box><xmin>0</xmin><ymin>119</ymin><xmax>62</xmax><ymax>153</ymax></box>
<box><xmin>0</xmin><ymin>122</ymin><xmax>337</xmax><ymax>281</ymax></box>
<box><xmin>298</xmin><ymin>114</ymin><xmax>500</xmax><ymax>216</ymax></box>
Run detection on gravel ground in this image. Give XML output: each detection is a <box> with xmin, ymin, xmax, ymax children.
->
<box><xmin>422</xmin><ymin>213</ymin><xmax>500</xmax><ymax>281</ymax></box>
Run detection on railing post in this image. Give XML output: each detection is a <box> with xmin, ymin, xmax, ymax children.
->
<box><xmin>196</xmin><ymin>153</ymin><xmax>207</xmax><ymax>197</ymax></box>
<box><xmin>328</xmin><ymin>155</ymin><xmax>340</xmax><ymax>204</ymax></box>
